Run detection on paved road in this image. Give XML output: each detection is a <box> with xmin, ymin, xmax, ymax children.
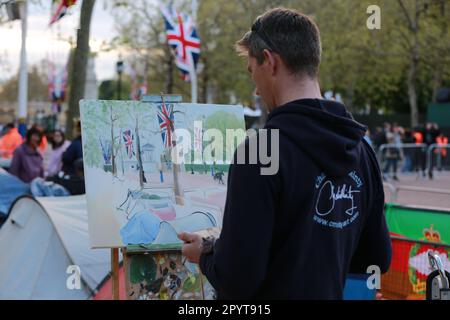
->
<box><xmin>383</xmin><ymin>171</ymin><xmax>450</xmax><ymax>210</ymax></box>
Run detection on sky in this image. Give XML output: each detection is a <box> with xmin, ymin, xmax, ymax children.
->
<box><xmin>0</xmin><ymin>1</ymin><xmax>120</xmax><ymax>82</ymax></box>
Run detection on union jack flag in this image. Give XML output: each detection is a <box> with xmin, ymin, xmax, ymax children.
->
<box><xmin>157</xmin><ymin>102</ymin><xmax>175</xmax><ymax>149</ymax></box>
<box><xmin>160</xmin><ymin>5</ymin><xmax>200</xmax><ymax>81</ymax></box>
<box><xmin>123</xmin><ymin>130</ymin><xmax>135</xmax><ymax>159</ymax></box>
<box><xmin>50</xmin><ymin>0</ymin><xmax>77</xmax><ymax>26</ymax></box>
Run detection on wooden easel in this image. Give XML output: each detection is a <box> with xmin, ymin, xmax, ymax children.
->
<box><xmin>111</xmin><ymin>248</ymin><xmax>120</xmax><ymax>300</ymax></box>
<box><xmin>109</xmin><ymin>94</ymin><xmax>183</xmax><ymax>300</ymax></box>
<box><xmin>110</xmin><ymin>247</ymin><xmax>131</xmax><ymax>300</ymax></box>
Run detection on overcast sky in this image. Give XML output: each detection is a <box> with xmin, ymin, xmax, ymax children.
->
<box><xmin>0</xmin><ymin>1</ymin><xmax>120</xmax><ymax>82</ymax></box>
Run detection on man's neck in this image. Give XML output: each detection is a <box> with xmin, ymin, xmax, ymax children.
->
<box><xmin>274</xmin><ymin>77</ymin><xmax>322</xmax><ymax>107</ymax></box>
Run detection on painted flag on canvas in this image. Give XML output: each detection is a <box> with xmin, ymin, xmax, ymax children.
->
<box><xmin>123</xmin><ymin>130</ymin><xmax>135</xmax><ymax>159</ymax></box>
<box><xmin>157</xmin><ymin>102</ymin><xmax>175</xmax><ymax>149</ymax></box>
<box><xmin>194</xmin><ymin>125</ymin><xmax>203</xmax><ymax>152</ymax></box>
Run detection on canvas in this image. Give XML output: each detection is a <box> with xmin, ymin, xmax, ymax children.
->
<box><xmin>80</xmin><ymin>99</ymin><xmax>245</xmax><ymax>248</ymax></box>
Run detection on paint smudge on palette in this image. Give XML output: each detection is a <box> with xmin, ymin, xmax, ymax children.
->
<box><xmin>126</xmin><ymin>251</ymin><xmax>216</xmax><ymax>300</ymax></box>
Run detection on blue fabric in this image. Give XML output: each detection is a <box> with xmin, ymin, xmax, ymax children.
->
<box><xmin>0</xmin><ymin>169</ymin><xmax>30</xmax><ymax>217</ymax></box>
<box><xmin>30</xmin><ymin>178</ymin><xmax>71</xmax><ymax>197</ymax></box>
<box><xmin>18</xmin><ymin>123</ymin><xmax>27</xmax><ymax>138</ymax></box>
<box><xmin>120</xmin><ymin>212</ymin><xmax>161</xmax><ymax>245</ymax></box>
<box><xmin>343</xmin><ymin>274</ymin><xmax>376</xmax><ymax>300</ymax></box>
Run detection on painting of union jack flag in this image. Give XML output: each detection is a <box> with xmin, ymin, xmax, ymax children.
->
<box><xmin>160</xmin><ymin>5</ymin><xmax>200</xmax><ymax>81</ymax></box>
<box><xmin>157</xmin><ymin>102</ymin><xmax>175</xmax><ymax>149</ymax></box>
<box><xmin>123</xmin><ymin>130</ymin><xmax>135</xmax><ymax>159</ymax></box>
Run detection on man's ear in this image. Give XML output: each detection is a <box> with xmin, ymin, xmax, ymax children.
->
<box><xmin>262</xmin><ymin>49</ymin><xmax>277</xmax><ymax>75</ymax></box>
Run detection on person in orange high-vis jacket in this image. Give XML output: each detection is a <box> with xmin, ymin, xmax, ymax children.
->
<box><xmin>435</xmin><ymin>134</ymin><xmax>448</xmax><ymax>171</ymax></box>
<box><xmin>39</xmin><ymin>135</ymin><xmax>48</xmax><ymax>154</ymax></box>
<box><xmin>412</xmin><ymin>130</ymin><xmax>426</xmax><ymax>175</ymax></box>
<box><xmin>435</xmin><ymin>135</ymin><xmax>448</xmax><ymax>157</ymax></box>
<box><xmin>413</xmin><ymin>131</ymin><xmax>423</xmax><ymax>145</ymax></box>
<box><xmin>0</xmin><ymin>123</ymin><xmax>23</xmax><ymax>159</ymax></box>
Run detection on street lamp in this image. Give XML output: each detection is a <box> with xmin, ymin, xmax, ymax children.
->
<box><xmin>116</xmin><ymin>59</ymin><xmax>124</xmax><ymax>100</ymax></box>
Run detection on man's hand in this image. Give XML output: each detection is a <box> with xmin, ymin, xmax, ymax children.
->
<box><xmin>178</xmin><ymin>232</ymin><xmax>203</xmax><ymax>264</ymax></box>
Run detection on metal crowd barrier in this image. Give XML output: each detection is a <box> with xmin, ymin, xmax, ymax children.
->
<box><xmin>377</xmin><ymin>143</ymin><xmax>427</xmax><ymax>175</ymax></box>
<box><xmin>377</xmin><ymin>143</ymin><xmax>450</xmax><ymax>177</ymax></box>
<box><xmin>427</xmin><ymin>144</ymin><xmax>450</xmax><ymax>174</ymax></box>
<box><xmin>377</xmin><ymin>143</ymin><xmax>426</xmax><ymax>160</ymax></box>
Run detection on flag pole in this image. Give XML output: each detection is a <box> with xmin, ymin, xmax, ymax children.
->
<box><xmin>190</xmin><ymin>63</ymin><xmax>198</xmax><ymax>104</ymax></box>
<box><xmin>190</xmin><ymin>0</ymin><xmax>198</xmax><ymax>103</ymax></box>
<box><xmin>18</xmin><ymin>0</ymin><xmax>28</xmax><ymax>120</ymax></box>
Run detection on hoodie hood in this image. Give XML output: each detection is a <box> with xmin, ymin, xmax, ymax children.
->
<box><xmin>266</xmin><ymin>99</ymin><xmax>367</xmax><ymax>177</ymax></box>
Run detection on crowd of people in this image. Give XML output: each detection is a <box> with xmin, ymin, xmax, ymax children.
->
<box><xmin>2</xmin><ymin>119</ymin><xmax>449</xmax><ymax>188</ymax></box>
<box><xmin>365</xmin><ymin>122</ymin><xmax>449</xmax><ymax>180</ymax></box>
<box><xmin>0</xmin><ymin>122</ymin><xmax>85</xmax><ymax>197</ymax></box>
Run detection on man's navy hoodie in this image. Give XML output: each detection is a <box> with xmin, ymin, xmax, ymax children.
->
<box><xmin>199</xmin><ymin>99</ymin><xmax>392</xmax><ymax>300</ymax></box>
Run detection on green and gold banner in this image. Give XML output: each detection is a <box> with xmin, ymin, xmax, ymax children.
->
<box><xmin>385</xmin><ymin>204</ymin><xmax>450</xmax><ymax>245</ymax></box>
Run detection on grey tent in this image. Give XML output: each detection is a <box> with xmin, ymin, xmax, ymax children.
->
<box><xmin>0</xmin><ymin>195</ymin><xmax>111</xmax><ymax>299</ymax></box>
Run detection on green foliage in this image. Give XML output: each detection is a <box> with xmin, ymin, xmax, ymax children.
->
<box><xmin>204</xmin><ymin>110</ymin><xmax>245</xmax><ymax>161</ymax></box>
<box><xmin>81</xmin><ymin>101</ymin><xmax>107</xmax><ymax>169</ymax></box>
<box><xmin>98</xmin><ymin>79</ymin><xmax>132</xmax><ymax>100</ymax></box>
<box><xmin>204</xmin><ymin>111</ymin><xmax>243</xmax><ymax>133</ymax></box>
<box><xmin>0</xmin><ymin>64</ymin><xmax>49</xmax><ymax>102</ymax></box>
<box><xmin>106</xmin><ymin>0</ymin><xmax>450</xmax><ymax>123</ymax></box>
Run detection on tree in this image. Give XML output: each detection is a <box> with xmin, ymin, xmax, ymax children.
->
<box><xmin>0</xmin><ymin>63</ymin><xmax>48</xmax><ymax>102</ymax></box>
<box><xmin>107</xmin><ymin>0</ymin><xmax>450</xmax><ymax>124</ymax></box>
<box><xmin>134</xmin><ymin>113</ymin><xmax>145</xmax><ymax>187</ymax></box>
<box><xmin>67</xmin><ymin>0</ymin><xmax>96</xmax><ymax>139</ymax></box>
<box><xmin>98</xmin><ymin>79</ymin><xmax>132</xmax><ymax>100</ymax></box>
<box><xmin>110</xmin><ymin>0</ymin><xmax>181</xmax><ymax>97</ymax></box>
<box><xmin>421</xmin><ymin>0</ymin><xmax>450</xmax><ymax>102</ymax></box>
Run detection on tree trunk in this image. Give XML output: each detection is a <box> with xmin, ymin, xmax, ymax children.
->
<box><xmin>408</xmin><ymin>28</ymin><xmax>420</xmax><ymax>128</ymax></box>
<box><xmin>405</xmin><ymin>0</ymin><xmax>420</xmax><ymax>128</ymax></box>
<box><xmin>432</xmin><ymin>70</ymin><xmax>442</xmax><ymax>103</ymax></box>
<box><xmin>346</xmin><ymin>79</ymin><xmax>356</xmax><ymax>113</ymax></box>
<box><xmin>165</xmin><ymin>44</ymin><xmax>174</xmax><ymax>94</ymax></box>
<box><xmin>201</xmin><ymin>58</ymin><xmax>208</xmax><ymax>103</ymax></box>
<box><xmin>135</xmin><ymin>117</ymin><xmax>145</xmax><ymax>188</ymax></box>
<box><xmin>407</xmin><ymin>56</ymin><xmax>419</xmax><ymax>128</ymax></box>
<box><xmin>432</xmin><ymin>0</ymin><xmax>447</xmax><ymax>103</ymax></box>
<box><xmin>171</xmin><ymin>132</ymin><xmax>184</xmax><ymax>206</ymax></box>
<box><xmin>66</xmin><ymin>0</ymin><xmax>96</xmax><ymax>139</ymax></box>
<box><xmin>110</xmin><ymin>106</ymin><xmax>117</xmax><ymax>176</ymax></box>
<box><xmin>119</xmin><ymin>128</ymin><xmax>124</xmax><ymax>175</ymax></box>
